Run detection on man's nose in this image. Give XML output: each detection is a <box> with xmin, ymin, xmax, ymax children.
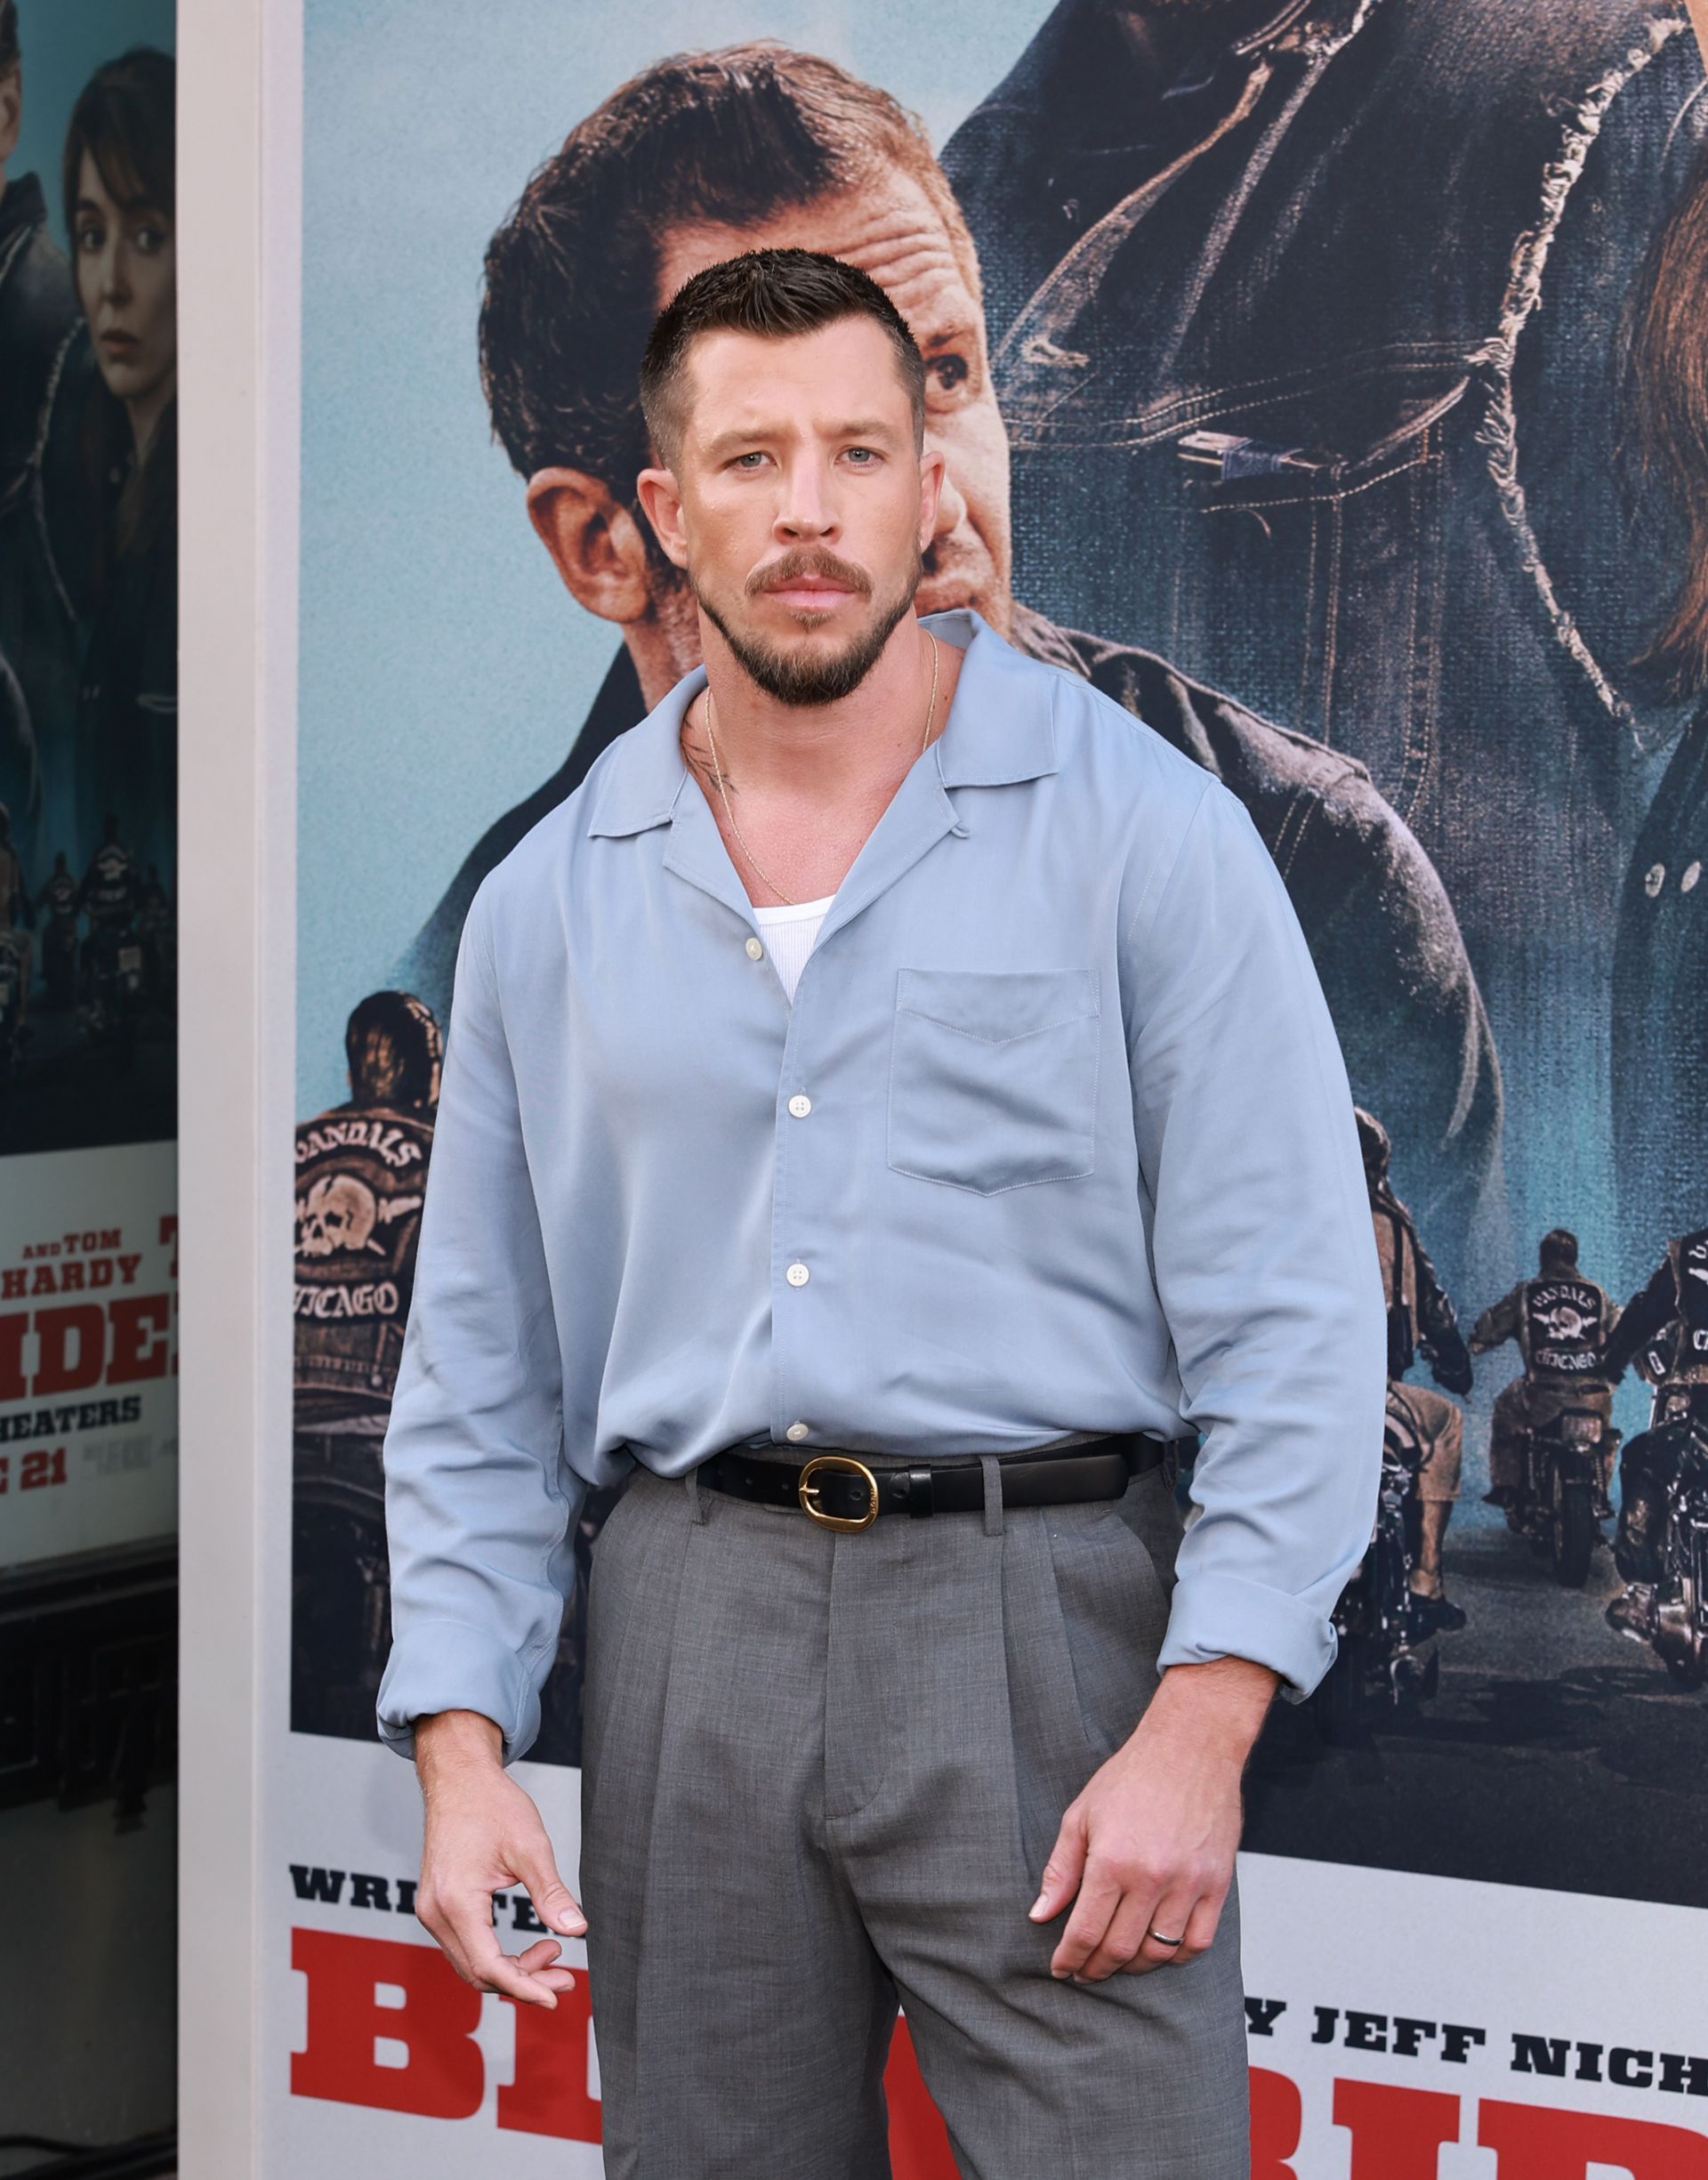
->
<box><xmin>775</xmin><ymin>455</ymin><xmax>838</xmax><ymax>539</ymax></box>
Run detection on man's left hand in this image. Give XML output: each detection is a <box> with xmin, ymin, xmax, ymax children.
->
<box><xmin>1028</xmin><ymin>1656</ymin><xmax>1279</xmax><ymax>1982</ymax></box>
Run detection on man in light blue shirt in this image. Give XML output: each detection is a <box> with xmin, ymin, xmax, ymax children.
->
<box><xmin>380</xmin><ymin>247</ymin><xmax>1384</xmax><ymax>2177</ymax></box>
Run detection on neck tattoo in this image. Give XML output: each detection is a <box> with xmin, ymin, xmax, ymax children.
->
<box><xmin>699</xmin><ymin>629</ymin><xmax>941</xmax><ymax>908</ymax></box>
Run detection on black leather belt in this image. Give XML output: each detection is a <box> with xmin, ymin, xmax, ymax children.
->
<box><xmin>696</xmin><ymin>1431</ymin><xmax>1171</xmax><ymax>1533</ymax></box>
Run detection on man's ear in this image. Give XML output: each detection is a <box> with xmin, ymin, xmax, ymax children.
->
<box><xmin>526</xmin><ymin>467</ymin><xmax>657</xmax><ymax>625</ymax></box>
<box><xmin>0</xmin><ymin>69</ymin><xmax>21</xmax><ymax>165</ymax></box>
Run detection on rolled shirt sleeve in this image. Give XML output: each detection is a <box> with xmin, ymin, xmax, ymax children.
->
<box><xmin>1124</xmin><ymin>780</ymin><xmax>1387</xmax><ymax>1699</ymax></box>
<box><xmin>375</xmin><ymin>883</ymin><xmax>584</xmax><ymax>1764</ymax></box>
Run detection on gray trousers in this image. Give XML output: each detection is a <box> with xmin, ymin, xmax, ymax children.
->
<box><xmin>578</xmin><ymin>1449</ymin><xmax>1250</xmax><ymax>2179</ymax></box>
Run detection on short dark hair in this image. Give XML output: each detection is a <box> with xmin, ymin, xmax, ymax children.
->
<box><xmin>479</xmin><ymin>41</ymin><xmax>977</xmax><ymax>497</ymax></box>
<box><xmin>1539</xmin><ymin>1227</ymin><xmax>1580</xmax><ymax>1271</ymax></box>
<box><xmin>0</xmin><ymin>4</ymin><xmax>20</xmax><ymax>79</ymax></box>
<box><xmin>640</xmin><ymin>246</ymin><xmax>924</xmax><ymax>467</ymax></box>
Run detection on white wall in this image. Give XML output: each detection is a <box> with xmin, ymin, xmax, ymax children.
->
<box><xmin>176</xmin><ymin>3</ymin><xmax>300</xmax><ymax>2171</ymax></box>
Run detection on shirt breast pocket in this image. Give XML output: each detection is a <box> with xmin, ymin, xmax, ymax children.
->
<box><xmin>887</xmin><ymin>968</ymin><xmax>1100</xmax><ymax>1197</ymax></box>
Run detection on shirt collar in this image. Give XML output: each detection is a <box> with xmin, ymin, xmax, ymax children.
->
<box><xmin>584</xmin><ymin>606</ymin><xmax>1058</xmax><ymax>840</ymax></box>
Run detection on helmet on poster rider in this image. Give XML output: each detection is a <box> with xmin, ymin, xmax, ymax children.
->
<box><xmin>344</xmin><ymin>989</ymin><xmax>443</xmax><ymax>1111</ymax></box>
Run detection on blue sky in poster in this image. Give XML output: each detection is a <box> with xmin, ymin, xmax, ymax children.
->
<box><xmin>10</xmin><ymin>0</ymin><xmax>176</xmax><ymax>253</ymax></box>
<box><xmin>296</xmin><ymin>0</ymin><xmax>1036</xmax><ymax>1113</ymax></box>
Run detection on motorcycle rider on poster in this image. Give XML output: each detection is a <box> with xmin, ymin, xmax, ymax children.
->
<box><xmin>1600</xmin><ymin>1224</ymin><xmax>1708</xmax><ymax>1642</ymax></box>
<box><xmin>32</xmin><ymin>846</ymin><xmax>76</xmax><ymax>1011</ymax></box>
<box><xmin>1471</xmin><ymin>1230</ymin><xmax>1620</xmax><ymax>1520</ymax></box>
<box><xmin>1358</xmin><ymin>1107</ymin><xmax>1473</xmax><ymax>1632</ymax></box>
<box><xmin>76</xmin><ymin>809</ymin><xmax>136</xmax><ymax>1001</ymax></box>
<box><xmin>294</xmin><ymin>991</ymin><xmax>441</xmax><ymax>1740</ymax></box>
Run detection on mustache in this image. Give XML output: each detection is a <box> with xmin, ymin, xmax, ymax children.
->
<box><xmin>747</xmin><ymin>549</ymin><xmax>873</xmax><ymax>598</ymax></box>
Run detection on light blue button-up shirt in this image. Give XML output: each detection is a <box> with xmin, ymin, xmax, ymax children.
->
<box><xmin>376</xmin><ymin>609</ymin><xmax>1385</xmax><ymax>1762</ymax></box>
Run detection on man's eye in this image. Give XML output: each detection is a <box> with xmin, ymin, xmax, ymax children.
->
<box><xmin>845</xmin><ymin>447</ymin><xmax>877</xmax><ymax>464</ymax></box>
<box><xmin>929</xmin><ymin>354</ymin><xmax>971</xmax><ymax>397</ymax></box>
<box><xmin>732</xmin><ymin>451</ymin><xmax>767</xmax><ymax>468</ymax></box>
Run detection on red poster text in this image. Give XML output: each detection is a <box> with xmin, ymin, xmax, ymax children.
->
<box><xmin>292</xmin><ymin>1930</ymin><xmax>1708</xmax><ymax>2173</ymax></box>
<box><xmin>0</xmin><ymin>1295</ymin><xmax>173</xmax><ymax>1398</ymax></box>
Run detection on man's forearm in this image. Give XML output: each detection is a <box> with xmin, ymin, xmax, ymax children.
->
<box><xmin>415</xmin><ymin>1708</ymin><xmax>506</xmax><ymax>1788</ymax></box>
<box><xmin>1137</xmin><ymin>1657</ymin><xmax>1279</xmax><ymax>1764</ymax></box>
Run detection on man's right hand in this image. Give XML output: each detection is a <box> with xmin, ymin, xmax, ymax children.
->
<box><xmin>414</xmin><ymin>1708</ymin><xmax>587</xmax><ymax>2010</ymax></box>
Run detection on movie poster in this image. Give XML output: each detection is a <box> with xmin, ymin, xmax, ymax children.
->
<box><xmin>0</xmin><ymin>0</ymin><xmax>178</xmax><ymax>1663</ymax></box>
<box><xmin>281</xmin><ymin>1</ymin><xmax>1708</xmax><ymax>2168</ymax></box>
<box><xmin>0</xmin><ymin>2</ymin><xmax>179</xmax><ymax>2152</ymax></box>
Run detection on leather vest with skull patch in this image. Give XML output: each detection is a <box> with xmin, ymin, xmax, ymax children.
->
<box><xmin>294</xmin><ymin>1097</ymin><xmax>434</xmax><ymax>1427</ymax></box>
<box><xmin>1665</xmin><ymin>1229</ymin><xmax>1708</xmax><ymax>1389</ymax></box>
<box><xmin>1522</xmin><ymin>1276</ymin><xmax>1608</xmax><ymax>1382</ymax></box>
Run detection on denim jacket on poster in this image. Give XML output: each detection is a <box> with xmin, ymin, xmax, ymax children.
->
<box><xmin>1613</xmin><ymin>704</ymin><xmax>1708</xmax><ymax>1265</ymax></box>
<box><xmin>942</xmin><ymin>0</ymin><xmax>1708</xmax><ymax>1260</ymax></box>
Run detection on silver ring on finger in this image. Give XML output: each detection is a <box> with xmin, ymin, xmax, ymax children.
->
<box><xmin>1146</xmin><ymin>1928</ymin><xmax>1185</xmax><ymax>1950</ymax></box>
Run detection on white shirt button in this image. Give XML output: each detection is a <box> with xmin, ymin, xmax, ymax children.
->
<box><xmin>745</xmin><ymin>936</ymin><xmax>764</xmax><ymax>960</ymax></box>
<box><xmin>787</xmin><ymin>1094</ymin><xmax>812</xmax><ymax>1118</ymax></box>
<box><xmin>786</xmin><ymin>1261</ymin><xmax>810</xmax><ymax>1287</ymax></box>
<box><xmin>1685</xmin><ymin>860</ymin><xmax>1702</xmax><ymax>893</ymax></box>
<box><xmin>786</xmin><ymin>1421</ymin><xmax>810</xmax><ymax>1442</ymax></box>
<box><xmin>1646</xmin><ymin>862</ymin><xmax>1666</xmax><ymax>898</ymax></box>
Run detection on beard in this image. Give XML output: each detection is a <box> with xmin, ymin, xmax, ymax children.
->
<box><xmin>692</xmin><ymin>545</ymin><xmax>923</xmax><ymax>707</ymax></box>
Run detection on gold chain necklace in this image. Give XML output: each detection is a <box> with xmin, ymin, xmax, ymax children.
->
<box><xmin>700</xmin><ymin>631</ymin><xmax>940</xmax><ymax>908</ymax></box>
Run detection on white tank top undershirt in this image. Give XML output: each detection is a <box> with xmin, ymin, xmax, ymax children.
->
<box><xmin>753</xmin><ymin>895</ymin><xmax>835</xmax><ymax>1003</ymax></box>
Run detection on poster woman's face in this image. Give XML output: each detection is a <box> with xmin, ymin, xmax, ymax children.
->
<box><xmin>73</xmin><ymin>148</ymin><xmax>177</xmax><ymax>429</ymax></box>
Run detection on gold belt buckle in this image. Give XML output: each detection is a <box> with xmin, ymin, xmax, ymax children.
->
<box><xmin>797</xmin><ymin>1452</ymin><xmax>880</xmax><ymax>1532</ymax></box>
